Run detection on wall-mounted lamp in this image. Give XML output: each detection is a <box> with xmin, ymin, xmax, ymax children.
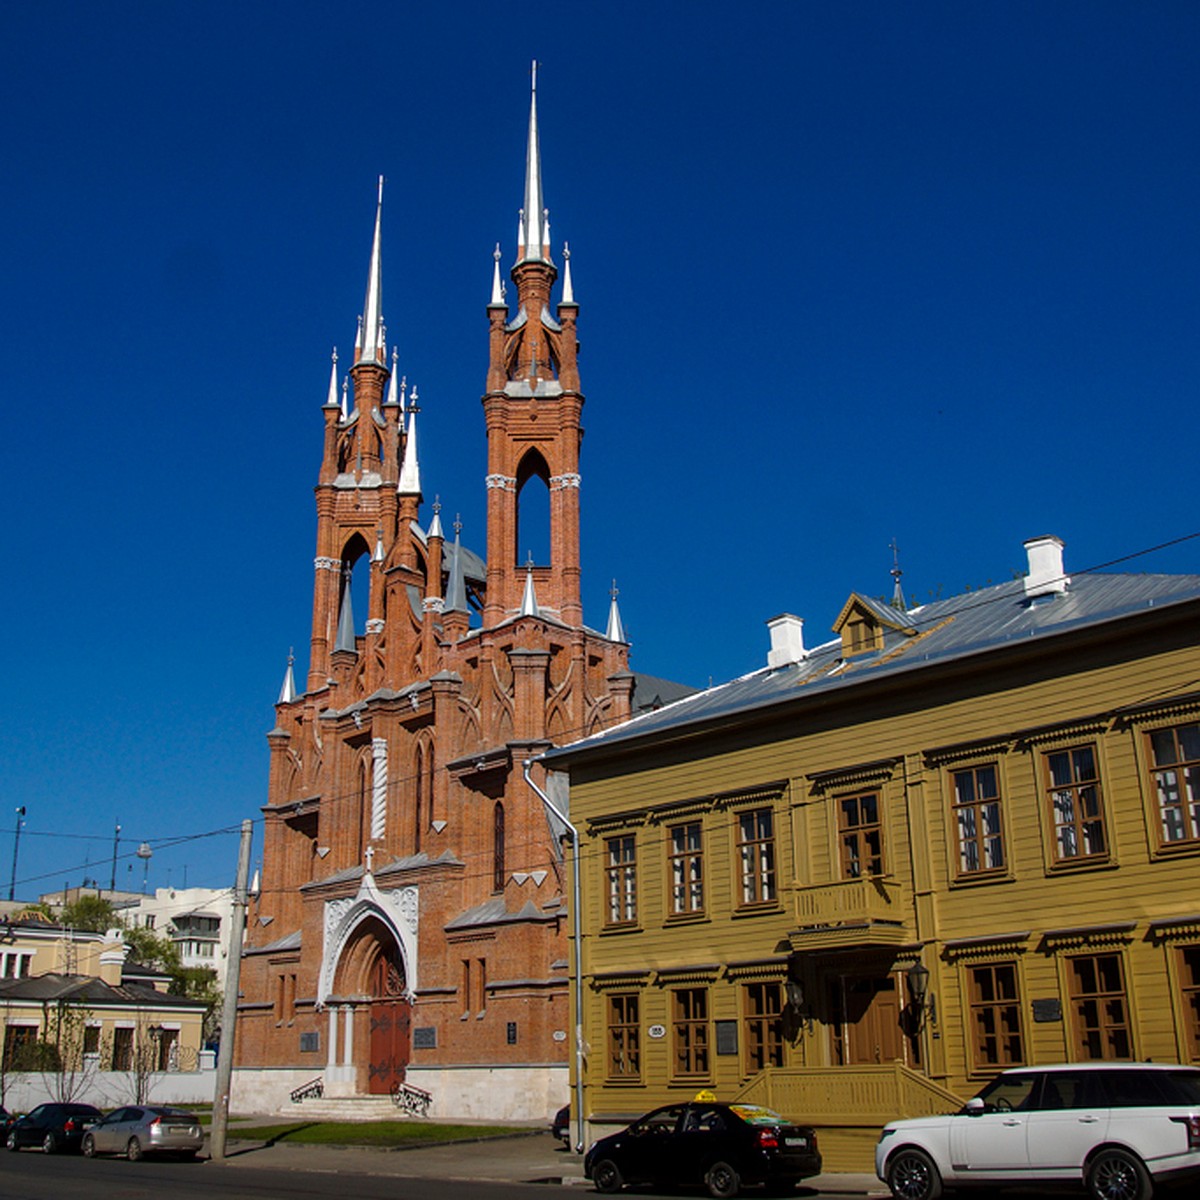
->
<box><xmin>906</xmin><ymin>960</ymin><xmax>937</xmax><ymax>1027</ymax></box>
<box><xmin>784</xmin><ymin>978</ymin><xmax>805</xmax><ymax>1012</ymax></box>
<box><xmin>783</xmin><ymin>974</ymin><xmax>813</xmax><ymax>1035</ymax></box>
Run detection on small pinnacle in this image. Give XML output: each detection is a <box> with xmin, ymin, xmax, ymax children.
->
<box><xmin>453</xmin><ymin>513</ymin><xmax>463</xmax><ymax>536</ymax></box>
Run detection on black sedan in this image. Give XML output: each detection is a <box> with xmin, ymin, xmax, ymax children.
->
<box><xmin>5</xmin><ymin>1102</ymin><xmax>102</xmax><ymax>1153</ymax></box>
<box><xmin>584</xmin><ymin>1100</ymin><xmax>821</xmax><ymax>1197</ymax></box>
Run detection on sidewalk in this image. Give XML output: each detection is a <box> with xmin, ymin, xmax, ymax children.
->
<box><xmin>219</xmin><ymin>1127</ymin><xmax>883</xmax><ymax>1193</ymax></box>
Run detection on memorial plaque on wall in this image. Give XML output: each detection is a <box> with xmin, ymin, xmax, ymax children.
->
<box><xmin>1031</xmin><ymin>998</ymin><xmax>1062</xmax><ymax>1023</ymax></box>
<box><xmin>413</xmin><ymin>1026</ymin><xmax>438</xmax><ymax>1049</ymax></box>
<box><xmin>715</xmin><ymin>1020</ymin><xmax>738</xmax><ymax>1055</ymax></box>
<box><xmin>299</xmin><ymin>1032</ymin><xmax>320</xmax><ymax>1053</ymax></box>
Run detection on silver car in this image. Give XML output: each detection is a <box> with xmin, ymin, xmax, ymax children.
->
<box><xmin>81</xmin><ymin>1105</ymin><xmax>204</xmax><ymax>1161</ymax></box>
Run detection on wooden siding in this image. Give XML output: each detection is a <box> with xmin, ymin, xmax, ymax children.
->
<box><xmin>568</xmin><ymin>609</ymin><xmax>1200</xmax><ymax>1161</ymax></box>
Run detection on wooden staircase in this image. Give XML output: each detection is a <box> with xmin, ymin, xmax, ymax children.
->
<box><xmin>733</xmin><ymin>1064</ymin><xmax>964</xmax><ymax>1172</ymax></box>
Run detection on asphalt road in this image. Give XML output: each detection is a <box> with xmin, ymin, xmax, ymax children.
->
<box><xmin>0</xmin><ymin>1134</ymin><xmax>881</xmax><ymax>1200</ymax></box>
<box><xmin>0</xmin><ymin>1152</ymin><xmax>582</xmax><ymax>1200</ymax></box>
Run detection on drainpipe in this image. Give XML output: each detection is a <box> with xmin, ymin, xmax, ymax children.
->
<box><xmin>523</xmin><ymin>758</ymin><xmax>585</xmax><ymax>1155</ymax></box>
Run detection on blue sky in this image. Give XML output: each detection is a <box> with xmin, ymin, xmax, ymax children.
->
<box><xmin>1</xmin><ymin>1</ymin><xmax>1197</xmax><ymax>895</ymax></box>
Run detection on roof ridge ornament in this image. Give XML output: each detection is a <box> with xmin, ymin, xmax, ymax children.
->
<box><xmin>520</xmin><ymin>553</ymin><xmax>541</xmax><ymax>618</ymax></box>
<box><xmin>605</xmin><ymin>579</ymin><xmax>625</xmax><ymax>643</ymax></box>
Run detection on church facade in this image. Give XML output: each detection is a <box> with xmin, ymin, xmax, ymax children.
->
<box><xmin>233</xmin><ymin>72</ymin><xmax>649</xmax><ymax>1119</ymax></box>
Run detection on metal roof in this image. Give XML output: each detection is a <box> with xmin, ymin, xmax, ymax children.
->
<box><xmin>544</xmin><ymin>571</ymin><xmax>1200</xmax><ymax>763</ymax></box>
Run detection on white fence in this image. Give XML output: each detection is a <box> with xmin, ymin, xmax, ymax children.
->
<box><xmin>2</xmin><ymin>1051</ymin><xmax>217</xmax><ymax>1112</ymax></box>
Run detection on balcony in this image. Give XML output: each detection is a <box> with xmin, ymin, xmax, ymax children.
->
<box><xmin>789</xmin><ymin>876</ymin><xmax>910</xmax><ymax>951</ymax></box>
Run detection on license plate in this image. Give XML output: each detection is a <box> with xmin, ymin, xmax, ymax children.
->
<box><xmin>784</xmin><ymin>1136</ymin><xmax>807</xmax><ymax>1148</ymax></box>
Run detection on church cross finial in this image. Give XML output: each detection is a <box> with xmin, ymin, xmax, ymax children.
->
<box><xmin>890</xmin><ymin>538</ymin><xmax>906</xmax><ymax>609</ymax></box>
<box><xmin>454</xmin><ymin>512</ymin><xmax>463</xmax><ymax>537</ymax></box>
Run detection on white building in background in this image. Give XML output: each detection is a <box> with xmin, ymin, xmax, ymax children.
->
<box><xmin>127</xmin><ymin>888</ymin><xmax>235</xmax><ymax>989</ymax></box>
<box><xmin>37</xmin><ymin>884</ymin><xmax>237</xmax><ymax>992</ymax></box>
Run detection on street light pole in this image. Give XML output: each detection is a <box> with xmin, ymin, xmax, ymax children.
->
<box><xmin>210</xmin><ymin>819</ymin><xmax>253</xmax><ymax>1162</ymax></box>
<box><xmin>8</xmin><ymin>807</ymin><xmax>26</xmax><ymax>902</ymax></box>
<box><xmin>523</xmin><ymin>760</ymin><xmax>586</xmax><ymax>1154</ymax></box>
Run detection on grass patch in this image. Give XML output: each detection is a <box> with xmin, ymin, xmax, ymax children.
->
<box><xmin>229</xmin><ymin>1120</ymin><xmax>526</xmax><ymax>1147</ymax></box>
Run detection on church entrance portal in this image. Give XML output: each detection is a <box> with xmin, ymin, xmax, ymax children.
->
<box><xmin>367</xmin><ymin>952</ymin><xmax>410</xmax><ymax>1094</ymax></box>
<box><xmin>332</xmin><ymin>914</ymin><xmax>411</xmax><ymax>1095</ymax></box>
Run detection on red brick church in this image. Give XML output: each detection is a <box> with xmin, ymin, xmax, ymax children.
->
<box><xmin>233</xmin><ymin>70</ymin><xmax>685</xmax><ymax>1118</ymax></box>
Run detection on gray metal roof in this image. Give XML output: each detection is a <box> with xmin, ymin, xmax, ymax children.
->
<box><xmin>0</xmin><ymin>972</ymin><xmax>204</xmax><ymax>1009</ymax></box>
<box><xmin>545</xmin><ymin>571</ymin><xmax>1200</xmax><ymax>763</ymax></box>
<box><xmin>444</xmin><ymin>897</ymin><xmax>558</xmax><ymax>932</ymax></box>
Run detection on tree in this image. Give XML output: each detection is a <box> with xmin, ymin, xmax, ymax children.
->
<box><xmin>36</xmin><ymin>1001</ymin><xmax>105</xmax><ymax>1103</ymax></box>
<box><xmin>121</xmin><ymin>924</ymin><xmax>222</xmax><ymax>1042</ymax></box>
<box><xmin>59</xmin><ymin>894</ymin><xmax>118</xmax><ymax>932</ymax></box>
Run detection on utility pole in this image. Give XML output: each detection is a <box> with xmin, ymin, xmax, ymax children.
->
<box><xmin>209</xmin><ymin>819</ymin><xmax>253</xmax><ymax>1162</ymax></box>
<box><xmin>8</xmin><ymin>807</ymin><xmax>26</xmax><ymax>902</ymax></box>
<box><xmin>109</xmin><ymin>822</ymin><xmax>121</xmax><ymax>893</ymax></box>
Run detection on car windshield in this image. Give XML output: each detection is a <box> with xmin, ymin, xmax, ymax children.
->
<box><xmin>729</xmin><ymin>1104</ymin><xmax>787</xmax><ymax>1126</ymax></box>
<box><xmin>973</xmin><ymin>1073</ymin><xmax>1038</xmax><ymax>1112</ymax></box>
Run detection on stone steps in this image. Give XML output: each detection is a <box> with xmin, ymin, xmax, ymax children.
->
<box><xmin>290</xmin><ymin>1094</ymin><xmax>406</xmax><ymax>1121</ymax></box>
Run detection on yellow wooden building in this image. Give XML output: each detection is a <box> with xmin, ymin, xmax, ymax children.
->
<box><xmin>540</xmin><ymin>537</ymin><xmax>1200</xmax><ymax>1169</ymax></box>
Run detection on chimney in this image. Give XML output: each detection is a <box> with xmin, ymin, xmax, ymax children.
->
<box><xmin>767</xmin><ymin>614</ymin><xmax>806</xmax><ymax>668</ymax></box>
<box><xmin>1023</xmin><ymin>535</ymin><xmax>1069</xmax><ymax>599</ymax></box>
<box><xmin>98</xmin><ymin>931</ymin><xmax>129</xmax><ymax>986</ymax></box>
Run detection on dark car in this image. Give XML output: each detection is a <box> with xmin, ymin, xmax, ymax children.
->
<box><xmin>584</xmin><ymin>1099</ymin><xmax>821</xmax><ymax>1198</ymax></box>
<box><xmin>551</xmin><ymin>1103</ymin><xmax>570</xmax><ymax>1146</ymax></box>
<box><xmin>5</xmin><ymin>1102</ymin><xmax>102</xmax><ymax>1153</ymax></box>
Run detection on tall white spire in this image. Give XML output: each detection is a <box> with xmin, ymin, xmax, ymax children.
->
<box><xmin>355</xmin><ymin>175</ymin><xmax>386</xmax><ymax>365</ymax></box>
<box><xmin>518</xmin><ymin>61</ymin><xmax>551</xmax><ymax>264</ymax></box>
<box><xmin>324</xmin><ymin>349</ymin><xmax>340</xmax><ymax>408</ymax></box>
<box><xmin>385</xmin><ymin>347</ymin><xmax>401</xmax><ymax>407</ymax></box>
<box><xmin>490</xmin><ymin>243</ymin><xmax>505</xmax><ymax>306</ymax></box>
<box><xmin>397</xmin><ymin>405</ymin><xmax>421</xmax><ymax>496</ymax></box>
<box><xmin>561</xmin><ymin>243</ymin><xmax>574</xmax><ymax>304</ymax></box>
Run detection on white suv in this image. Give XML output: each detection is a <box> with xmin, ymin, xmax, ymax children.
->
<box><xmin>876</xmin><ymin>1063</ymin><xmax>1200</xmax><ymax>1200</ymax></box>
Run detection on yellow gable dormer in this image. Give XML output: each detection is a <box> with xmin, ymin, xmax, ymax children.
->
<box><xmin>833</xmin><ymin>593</ymin><xmax>917</xmax><ymax>658</ymax></box>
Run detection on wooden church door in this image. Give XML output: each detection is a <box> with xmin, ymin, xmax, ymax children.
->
<box><xmin>367</xmin><ymin>952</ymin><xmax>411</xmax><ymax>1094</ymax></box>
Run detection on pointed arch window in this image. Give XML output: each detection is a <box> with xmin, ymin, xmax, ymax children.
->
<box><xmin>493</xmin><ymin>802</ymin><xmax>506</xmax><ymax>892</ymax></box>
<box><xmin>414</xmin><ymin>743</ymin><xmax>426</xmax><ymax>854</ymax></box>
<box><xmin>356</xmin><ymin>759</ymin><xmax>369</xmax><ymax>864</ymax></box>
<box><xmin>515</xmin><ymin>450</ymin><xmax>550</xmax><ymax>566</ymax></box>
<box><xmin>336</xmin><ymin>534</ymin><xmax>372</xmax><ymax>650</ymax></box>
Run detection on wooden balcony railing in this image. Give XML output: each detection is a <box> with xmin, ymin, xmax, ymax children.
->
<box><xmin>789</xmin><ymin>876</ymin><xmax>910</xmax><ymax>948</ymax></box>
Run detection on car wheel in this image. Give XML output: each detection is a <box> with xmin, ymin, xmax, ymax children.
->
<box><xmin>42</xmin><ymin>1132</ymin><xmax>57</xmax><ymax>1155</ymax></box>
<box><xmin>126</xmin><ymin>1136</ymin><xmax>144</xmax><ymax>1162</ymax></box>
<box><xmin>1087</xmin><ymin>1148</ymin><xmax>1152</xmax><ymax>1200</ymax></box>
<box><xmin>592</xmin><ymin>1157</ymin><xmax>624</xmax><ymax>1193</ymax></box>
<box><xmin>705</xmin><ymin>1160</ymin><xmax>741</xmax><ymax>1199</ymax></box>
<box><xmin>6</xmin><ymin>1131</ymin><xmax>19</xmax><ymax>1152</ymax></box>
<box><xmin>887</xmin><ymin>1148</ymin><xmax>943</xmax><ymax>1200</ymax></box>
<box><xmin>81</xmin><ymin>1133</ymin><xmax>97</xmax><ymax>1158</ymax></box>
